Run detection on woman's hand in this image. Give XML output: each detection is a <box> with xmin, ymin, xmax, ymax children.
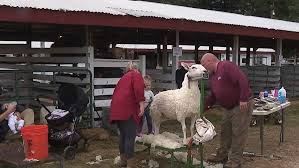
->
<box><xmin>138</xmin><ymin>101</ymin><xmax>145</xmax><ymax>117</ymax></box>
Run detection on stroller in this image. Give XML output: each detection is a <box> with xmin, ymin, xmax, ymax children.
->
<box><xmin>37</xmin><ymin>83</ymin><xmax>89</xmax><ymax>160</ymax></box>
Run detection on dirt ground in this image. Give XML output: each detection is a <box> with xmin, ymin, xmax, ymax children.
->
<box><xmin>2</xmin><ymin>99</ymin><xmax>299</xmax><ymax>168</ymax></box>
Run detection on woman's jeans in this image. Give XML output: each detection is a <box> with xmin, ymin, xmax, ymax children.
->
<box><xmin>116</xmin><ymin>116</ymin><xmax>137</xmax><ymax>158</ymax></box>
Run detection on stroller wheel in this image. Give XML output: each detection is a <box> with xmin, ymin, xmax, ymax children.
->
<box><xmin>63</xmin><ymin>146</ymin><xmax>76</xmax><ymax>160</ymax></box>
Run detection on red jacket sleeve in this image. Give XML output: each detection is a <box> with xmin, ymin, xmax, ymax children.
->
<box><xmin>132</xmin><ymin>72</ymin><xmax>145</xmax><ymax>103</ymax></box>
<box><xmin>224</xmin><ymin>62</ymin><xmax>250</xmax><ymax>102</ymax></box>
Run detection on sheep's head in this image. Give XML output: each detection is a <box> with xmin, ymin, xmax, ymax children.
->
<box><xmin>185</xmin><ymin>64</ymin><xmax>207</xmax><ymax>81</ymax></box>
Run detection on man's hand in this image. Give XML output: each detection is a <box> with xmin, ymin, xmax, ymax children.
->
<box><xmin>240</xmin><ymin>101</ymin><xmax>248</xmax><ymax>112</ymax></box>
<box><xmin>0</xmin><ymin>103</ymin><xmax>16</xmax><ymax>122</ymax></box>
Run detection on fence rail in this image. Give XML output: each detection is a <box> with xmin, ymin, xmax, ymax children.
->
<box><xmin>281</xmin><ymin>65</ymin><xmax>299</xmax><ymax>97</ymax></box>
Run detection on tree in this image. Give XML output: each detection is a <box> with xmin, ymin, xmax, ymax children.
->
<box><xmin>143</xmin><ymin>0</ymin><xmax>299</xmax><ymax>22</ymax></box>
<box><xmin>288</xmin><ymin>0</ymin><xmax>299</xmax><ymax>22</ymax></box>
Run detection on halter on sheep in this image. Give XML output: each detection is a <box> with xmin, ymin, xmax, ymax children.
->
<box><xmin>150</xmin><ymin>64</ymin><xmax>207</xmax><ymax>144</ymax></box>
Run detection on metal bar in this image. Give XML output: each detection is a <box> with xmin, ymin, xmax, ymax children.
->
<box><xmin>199</xmin><ymin>80</ymin><xmax>205</xmax><ymax>168</ymax></box>
<box><xmin>280</xmin><ymin>108</ymin><xmax>285</xmax><ymax>143</ymax></box>
<box><xmin>171</xmin><ymin>152</ymin><xmax>175</xmax><ymax>168</ymax></box>
<box><xmin>259</xmin><ymin>115</ymin><xmax>264</xmax><ymax>155</ymax></box>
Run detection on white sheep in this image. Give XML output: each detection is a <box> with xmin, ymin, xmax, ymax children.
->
<box><xmin>150</xmin><ymin>64</ymin><xmax>207</xmax><ymax>144</ymax></box>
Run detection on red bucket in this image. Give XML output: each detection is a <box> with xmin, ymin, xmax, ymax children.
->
<box><xmin>21</xmin><ymin>125</ymin><xmax>48</xmax><ymax>160</ymax></box>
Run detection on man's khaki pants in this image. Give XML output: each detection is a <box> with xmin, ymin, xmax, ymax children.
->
<box><xmin>217</xmin><ymin>100</ymin><xmax>253</xmax><ymax>165</ymax></box>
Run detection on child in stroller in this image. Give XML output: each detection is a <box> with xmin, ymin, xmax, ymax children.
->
<box><xmin>38</xmin><ymin>83</ymin><xmax>89</xmax><ymax>160</ymax></box>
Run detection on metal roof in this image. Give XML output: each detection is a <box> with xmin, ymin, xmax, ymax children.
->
<box><xmin>1</xmin><ymin>0</ymin><xmax>299</xmax><ymax>33</ymax></box>
<box><xmin>116</xmin><ymin>44</ymin><xmax>275</xmax><ymax>52</ymax></box>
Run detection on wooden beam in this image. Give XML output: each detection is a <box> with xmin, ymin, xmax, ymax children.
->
<box><xmin>94</xmin><ymin>88</ymin><xmax>114</xmax><ymax>96</ymax></box>
<box><xmin>93</xmin><ymin>59</ymin><xmax>139</xmax><ymax>68</ymax></box>
<box><xmin>94</xmin><ymin>78</ymin><xmax>120</xmax><ymax>85</ymax></box>
<box><xmin>0</xmin><ymin>57</ymin><xmax>88</xmax><ymax>64</ymax></box>
<box><xmin>0</xmin><ymin>47</ymin><xmax>88</xmax><ymax>54</ymax></box>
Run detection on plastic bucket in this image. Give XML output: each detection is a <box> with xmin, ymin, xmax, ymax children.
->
<box><xmin>21</xmin><ymin>125</ymin><xmax>48</xmax><ymax>160</ymax></box>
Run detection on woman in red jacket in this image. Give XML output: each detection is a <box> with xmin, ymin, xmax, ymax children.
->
<box><xmin>110</xmin><ymin>61</ymin><xmax>145</xmax><ymax>168</ymax></box>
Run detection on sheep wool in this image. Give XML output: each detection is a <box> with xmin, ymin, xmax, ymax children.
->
<box><xmin>136</xmin><ymin>132</ymin><xmax>184</xmax><ymax>149</ymax></box>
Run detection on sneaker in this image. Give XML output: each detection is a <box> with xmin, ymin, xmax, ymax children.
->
<box><xmin>147</xmin><ymin>131</ymin><xmax>154</xmax><ymax>135</ymax></box>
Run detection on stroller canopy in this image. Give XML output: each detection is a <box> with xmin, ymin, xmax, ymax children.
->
<box><xmin>57</xmin><ymin>83</ymin><xmax>89</xmax><ymax>117</ymax></box>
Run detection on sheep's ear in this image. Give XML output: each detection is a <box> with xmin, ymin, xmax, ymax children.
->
<box><xmin>181</xmin><ymin>62</ymin><xmax>189</xmax><ymax>70</ymax></box>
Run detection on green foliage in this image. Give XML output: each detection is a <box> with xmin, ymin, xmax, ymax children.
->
<box><xmin>144</xmin><ymin>0</ymin><xmax>299</xmax><ymax>22</ymax></box>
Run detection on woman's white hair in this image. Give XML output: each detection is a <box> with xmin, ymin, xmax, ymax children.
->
<box><xmin>126</xmin><ymin>61</ymin><xmax>139</xmax><ymax>72</ymax></box>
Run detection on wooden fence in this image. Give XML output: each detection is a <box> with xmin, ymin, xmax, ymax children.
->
<box><xmin>147</xmin><ymin>69</ymin><xmax>174</xmax><ymax>92</ymax></box>
<box><xmin>2</xmin><ymin>44</ymin><xmax>299</xmax><ymax>129</ymax></box>
<box><xmin>0</xmin><ymin>45</ymin><xmax>147</xmax><ymax>128</ymax></box>
<box><xmin>241</xmin><ymin>66</ymin><xmax>280</xmax><ymax>95</ymax></box>
<box><xmin>0</xmin><ymin>46</ymin><xmax>93</xmax><ymax>127</ymax></box>
<box><xmin>281</xmin><ymin>65</ymin><xmax>299</xmax><ymax>97</ymax></box>
<box><xmin>93</xmin><ymin>58</ymin><xmax>142</xmax><ymax>127</ymax></box>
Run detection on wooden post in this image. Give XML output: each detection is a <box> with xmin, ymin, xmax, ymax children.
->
<box><xmin>162</xmin><ymin>33</ymin><xmax>168</xmax><ymax>73</ymax></box>
<box><xmin>172</xmin><ymin>30</ymin><xmax>180</xmax><ymax>89</ymax></box>
<box><xmin>276</xmin><ymin>39</ymin><xmax>283</xmax><ymax>66</ymax></box>
<box><xmin>253</xmin><ymin>47</ymin><xmax>257</xmax><ymax>65</ymax></box>
<box><xmin>22</xmin><ymin>24</ymin><xmax>32</xmax><ymax>104</ymax></box>
<box><xmin>139</xmin><ymin>55</ymin><xmax>146</xmax><ymax>76</ymax></box>
<box><xmin>194</xmin><ymin>44</ymin><xmax>200</xmax><ymax>63</ymax></box>
<box><xmin>246</xmin><ymin>47</ymin><xmax>250</xmax><ymax>66</ymax></box>
<box><xmin>156</xmin><ymin>44</ymin><xmax>161</xmax><ymax>69</ymax></box>
<box><xmin>209</xmin><ymin>45</ymin><xmax>213</xmax><ymax>53</ymax></box>
<box><xmin>226</xmin><ymin>45</ymin><xmax>230</xmax><ymax>61</ymax></box>
<box><xmin>87</xmin><ymin>46</ymin><xmax>95</xmax><ymax>127</ymax></box>
<box><xmin>232</xmin><ymin>35</ymin><xmax>239</xmax><ymax>65</ymax></box>
<box><xmin>295</xmin><ymin>48</ymin><xmax>298</xmax><ymax>65</ymax></box>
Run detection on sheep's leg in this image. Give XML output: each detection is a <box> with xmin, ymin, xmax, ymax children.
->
<box><xmin>180</xmin><ymin>119</ymin><xmax>187</xmax><ymax>144</ymax></box>
<box><xmin>153</xmin><ymin>120</ymin><xmax>161</xmax><ymax>135</ymax></box>
<box><xmin>190</xmin><ymin>115</ymin><xmax>197</xmax><ymax>137</ymax></box>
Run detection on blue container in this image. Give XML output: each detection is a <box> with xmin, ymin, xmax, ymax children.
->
<box><xmin>278</xmin><ymin>87</ymin><xmax>286</xmax><ymax>103</ymax></box>
<box><xmin>264</xmin><ymin>90</ymin><xmax>268</xmax><ymax>98</ymax></box>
